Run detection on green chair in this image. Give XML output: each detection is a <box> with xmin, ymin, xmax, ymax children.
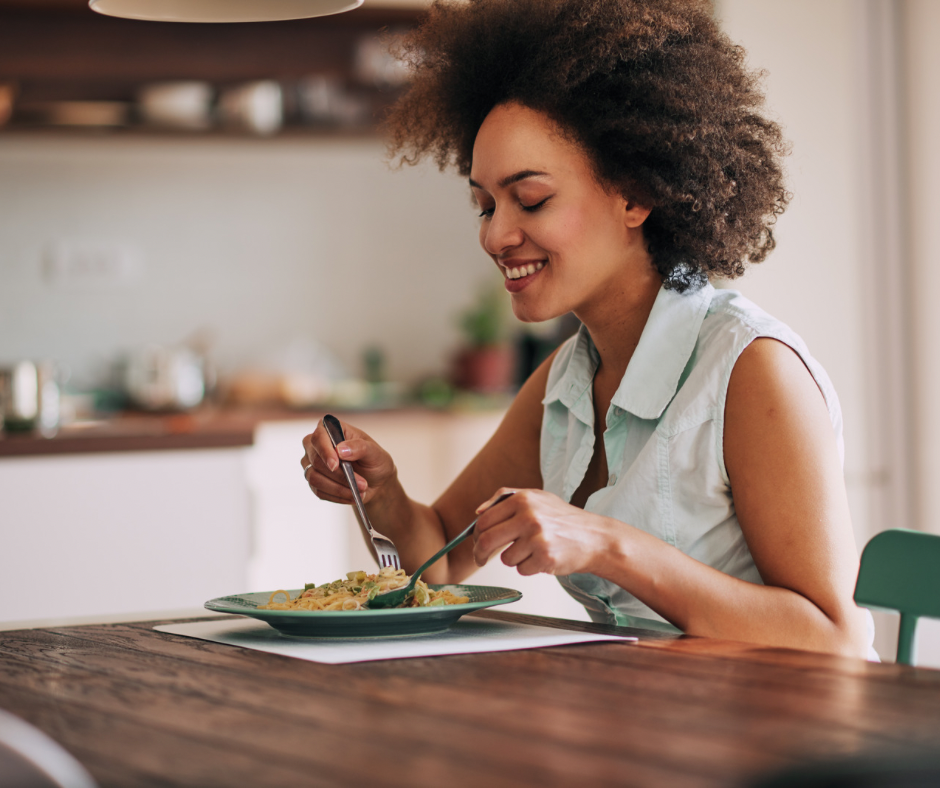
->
<box><xmin>854</xmin><ymin>528</ymin><xmax>940</xmax><ymax>666</ymax></box>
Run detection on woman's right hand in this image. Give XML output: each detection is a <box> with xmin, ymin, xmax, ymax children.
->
<box><xmin>300</xmin><ymin>418</ymin><xmax>398</xmax><ymax>506</ymax></box>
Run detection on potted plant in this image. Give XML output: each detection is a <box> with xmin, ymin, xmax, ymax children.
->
<box><xmin>451</xmin><ymin>284</ymin><xmax>516</xmax><ymax>393</ymax></box>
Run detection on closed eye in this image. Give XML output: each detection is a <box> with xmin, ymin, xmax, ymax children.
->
<box><xmin>479</xmin><ymin>196</ymin><xmax>551</xmax><ymax>219</ymax></box>
<box><xmin>521</xmin><ymin>197</ymin><xmax>551</xmax><ymax>212</ymax></box>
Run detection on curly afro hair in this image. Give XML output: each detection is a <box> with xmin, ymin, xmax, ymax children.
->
<box><xmin>384</xmin><ymin>0</ymin><xmax>790</xmax><ymax>292</ymax></box>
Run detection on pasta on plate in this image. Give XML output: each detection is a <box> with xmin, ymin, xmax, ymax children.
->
<box><xmin>258</xmin><ymin>567</ymin><xmax>470</xmax><ymax>611</ymax></box>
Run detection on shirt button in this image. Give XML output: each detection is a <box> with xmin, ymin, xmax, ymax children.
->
<box><xmin>608</xmin><ymin>473</ymin><xmax>618</xmax><ymax>485</ymax></box>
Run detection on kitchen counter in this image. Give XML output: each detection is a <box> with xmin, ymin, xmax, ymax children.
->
<box><xmin>0</xmin><ymin>409</ymin><xmax>257</xmax><ymax>457</ymax></box>
<box><xmin>0</xmin><ymin>398</ymin><xmax>512</xmax><ymax>458</ymax></box>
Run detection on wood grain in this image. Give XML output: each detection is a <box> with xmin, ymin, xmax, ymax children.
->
<box><xmin>1</xmin><ymin>611</ymin><xmax>939</xmax><ymax>787</ymax></box>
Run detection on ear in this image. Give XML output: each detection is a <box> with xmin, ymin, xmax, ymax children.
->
<box><xmin>624</xmin><ymin>199</ymin><xmax>652</xmax><ymax>229</ymax></box>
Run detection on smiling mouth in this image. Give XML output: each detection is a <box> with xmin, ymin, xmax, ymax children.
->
<box><xmin>504</xmin><ymin>262</ymin><xmax>545</xmax><ymax>280</ymax></box>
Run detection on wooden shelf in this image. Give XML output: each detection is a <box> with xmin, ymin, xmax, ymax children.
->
<box><xmin>0</xmin><ymin>2</ymin><xmax>423</xmax><ymax>134</ymax></box>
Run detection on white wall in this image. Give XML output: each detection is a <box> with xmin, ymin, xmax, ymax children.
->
<box><xmin>898</xmin><ymin>0</ymin><xmax>940</xmax><ymax>669</ymax></box>
<box><xmin>903</xmin><ymin>1</ymin><xmax>940</xmax><ymax>539</ymax></box>
<box><xmin>716</xmin><ymin>0</ymin><xmax>875</xmax><ymax>543</ymax></box>
<box><xmin>0</xmin><ymin>135</ymin><xmax>490</xmax><ymax>387</ymax></box>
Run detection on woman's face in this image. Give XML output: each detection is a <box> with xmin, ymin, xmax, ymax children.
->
<box><xmin>469</xmin><ymin>102</ymin><xmax>653</xmax><ymax>325</ymax></box>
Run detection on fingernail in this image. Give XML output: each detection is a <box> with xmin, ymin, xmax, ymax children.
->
<box><xmin>475</xmin><ymin>503</ymin><xmax>487</xmax><ymax>514</ymax></box>
<box><xmin>328</xmin><ymin>458</ymin><xmax>338</xmax><ymax>472</ymax></box>
<box><xmin>337</xmin><ymin>445</ymin><xmax>352</xmax><ymax>458</ymax></box>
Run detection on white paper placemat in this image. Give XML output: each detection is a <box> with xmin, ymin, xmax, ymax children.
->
<box><xmin>154</xmin><ymin>616</ymin><xmax>636</xmax><ymax>664</ymax></box>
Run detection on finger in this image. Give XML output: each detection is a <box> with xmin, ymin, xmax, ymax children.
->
<box><xmin>515</xmin><ymin>554</ymin><xmax>553</xmax><ymax>577</ymax></box>
<box><xmin>309</xmin><ymin>487</ymin><xmax>353</xmax><ymax>505</ymax></box>
<box><xmin>307</xmin><ymin>462</ymin><xmax>367</xmax><ymax>499</ymax></box>
<box><xmin>331</xmin><ymin>437</ymin><xmax>387</xmax><ymax>473</ymax></box>
<box><xmin>311</xmin><ymin>450</ymin><xmax>365</xmax><ymax>485</ymax></box>
<box><xmin>305</xmin><ymin>424</ymin><xmax>341</xmax><ymax>473</ymax></box>
<box><xmin>306</xmin><ymin>470</ymin><xmax>353</xmax><ymax>501</ymax></box>
<box><xmin>473</xmin><ymin>491</ymin><xmax>522</xmax><ymax>536</ymax></box>
<box><xmin>475</xmin><ymin>486</ymin><xmax>518</xmax><ymax>515</ymax></box>
<box><xmin>474</xmin><ymin>520</ymin><xmax>523</xmax><ymax>566</ymax></box>
<box><xmin>499</xmin><ymin>539</ymin><xmax>534</xmax><ymax>570</ymax></box>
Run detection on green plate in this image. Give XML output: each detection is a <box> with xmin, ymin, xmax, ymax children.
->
<box><xmin>204</xmin><ymin>585</ymin><xmax>522</xmax><ymax>638</ymax></box>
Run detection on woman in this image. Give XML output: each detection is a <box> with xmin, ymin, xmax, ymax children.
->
<box><xmin>301</xmin><ymin>0</ymin><xmax>874</xmax><ymax>658</ymax></box>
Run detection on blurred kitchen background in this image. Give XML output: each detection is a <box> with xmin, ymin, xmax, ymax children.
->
<box><xmin>2</xmin><ymin>0</ymin><xmax>939</xmax><ymax>665</ymax></box>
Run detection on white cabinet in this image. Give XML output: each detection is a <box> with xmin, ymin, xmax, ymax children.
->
<box><xmin>0</xmin><ymin>408</ymin><xmax>589</xmax><ymax>629</ymax></box>
<box><xmin>0</xmin><ymin>448</ymin><xmax>251</xmax><ymax>626</ymax></box>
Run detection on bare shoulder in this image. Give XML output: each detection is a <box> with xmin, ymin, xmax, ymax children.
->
<box><xmin>727</xmin><ymin>337</ymin><xmax>824</xmax><ymax>402</ymax></box>
<box><xmin>724</xmin><ymin>336</ymin><xmax>835</xmax><ymax>462</ymax></box>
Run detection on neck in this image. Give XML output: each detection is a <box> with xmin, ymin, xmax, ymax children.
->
<box><xmin>575</xmin><ymin>265</ymin><xmax>662</xmax><ymax>386</ymax></box>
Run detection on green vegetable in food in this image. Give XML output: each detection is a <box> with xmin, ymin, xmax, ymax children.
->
<box><xmin>413</xmin><ymin>584</ymin><xmax>430</xmax><ymax>606</ymax></box>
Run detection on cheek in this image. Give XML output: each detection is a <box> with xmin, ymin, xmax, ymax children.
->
<box><xmin>535</xmin><ymin>208</ymin><xmax>589</xmax><ymax>257</ymax></box>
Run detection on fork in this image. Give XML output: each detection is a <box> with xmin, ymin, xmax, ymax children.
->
<box><xmin>322</xmin><ymin>414</ymin><xmax>402</xmax><ymax>571</ymax></box>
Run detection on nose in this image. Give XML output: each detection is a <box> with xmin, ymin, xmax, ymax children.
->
<box><xmin>481</xmin><ymin>206</ymin><xmax>525</xmax><ymax>256</ymax></box>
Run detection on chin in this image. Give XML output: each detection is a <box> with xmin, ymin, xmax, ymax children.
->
<box><xmin>510</xmin><ymin>300</ymin><xmax>563</xmax><ymax>325</ymax></box>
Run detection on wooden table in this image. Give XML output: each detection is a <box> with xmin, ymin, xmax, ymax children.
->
<box><xmin>1</xmin><ymin>610</ymin><xmax>939</xmax><ymax>787</ymax></box>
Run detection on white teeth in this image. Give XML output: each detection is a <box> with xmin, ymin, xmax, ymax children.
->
<box><xmin>505</xmin><ymin>262</ymin><xmax>545</xmax><ymax>280</ymax></box>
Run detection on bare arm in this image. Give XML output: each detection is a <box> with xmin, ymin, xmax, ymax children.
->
<box><xmin>472</xmin><ymin>339</ymin><xmax>870</xmax><ymax>657</ymax></box>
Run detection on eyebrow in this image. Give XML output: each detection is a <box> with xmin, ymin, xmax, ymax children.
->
<box><xmin>469</xmin><ymin>169</ymin><xmax>550</xmax><ymax>190</ymax></box>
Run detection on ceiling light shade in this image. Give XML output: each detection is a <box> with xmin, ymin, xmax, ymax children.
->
<box><xmin>88</xmin><ymin>0</ymin><xmax>364</xmax><ymax>23</ymax></box>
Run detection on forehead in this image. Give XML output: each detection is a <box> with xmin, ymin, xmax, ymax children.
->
<box><xmin>470</xmin><ymin>102</ymin><xmax>594</xmax><ymax>185</ymax></box>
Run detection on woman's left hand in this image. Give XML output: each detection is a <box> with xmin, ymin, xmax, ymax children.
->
<box><xmin>472</xmin><ymin>488</ymin><xmax>615</xmax><ymax>576</ymax></box>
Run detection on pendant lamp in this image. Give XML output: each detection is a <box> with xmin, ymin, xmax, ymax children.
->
<box><xmin>88</xmin><ymin>0</ymin><xmax>364</xmax><ymax>23</ymax></box>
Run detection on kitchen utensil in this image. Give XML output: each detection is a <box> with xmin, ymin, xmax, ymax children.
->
<box><xmin>0</xmin><ymin>360</ymin><xmax>59</xmax><ymax>435</ymax></box>
<box><xmin>322</xmin><ymin>414</ymin><xmax>401</xmax><ymax>571</ymax></box>
<box><xmin>137</xmin><ymin>81</ymin><xmax>213</xmax><ymax>130</ymax></box>
<box><xmin>218</xmin><ymin>81</ymin><xmax>283</xmax><ymax>136</ymax></box>
<box><xmin>368</xmin><ymin>492</ymin><xmax>515</xmax><ymax>609</ymax></box>
<box><xmin>123</xmin><ymin>345</ymin><xmax>206</xmax><ymax>411</ymax></box>
<box><xmin>204</xmin><ymin>585</ymin><xmax>521</xmax><ymax>638</ymax></box>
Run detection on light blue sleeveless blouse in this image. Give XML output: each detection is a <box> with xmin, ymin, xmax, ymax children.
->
<box><xmin>541</xmin><ymin>282</ymin><xmax>877</xmax><ymax>656</ymax></box>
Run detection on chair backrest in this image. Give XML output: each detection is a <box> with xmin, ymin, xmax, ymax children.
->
<box><xmin>0</xmin><ymin>708</ymin><xmax>97</xmax><ymax>788</ymax></box>
<box><xmin>854</xmin><ymin>528</ymin><xmax>940</xmax><ymax>666</ymax></box>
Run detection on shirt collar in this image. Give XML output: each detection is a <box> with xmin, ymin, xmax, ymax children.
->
<box><xmin>542</xmin><ymin>323</ymin><xmax>598</xmax><ymax>426</ymax></box>
<box><xmin>542</xmin><ymin>282</ymin><xmax>714</xmax><ymax>423</ymax></box>
<box><xmin>611</xmin><ymin>282</ymin><xmax>714</xmax><ymax>419</ymax></box>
